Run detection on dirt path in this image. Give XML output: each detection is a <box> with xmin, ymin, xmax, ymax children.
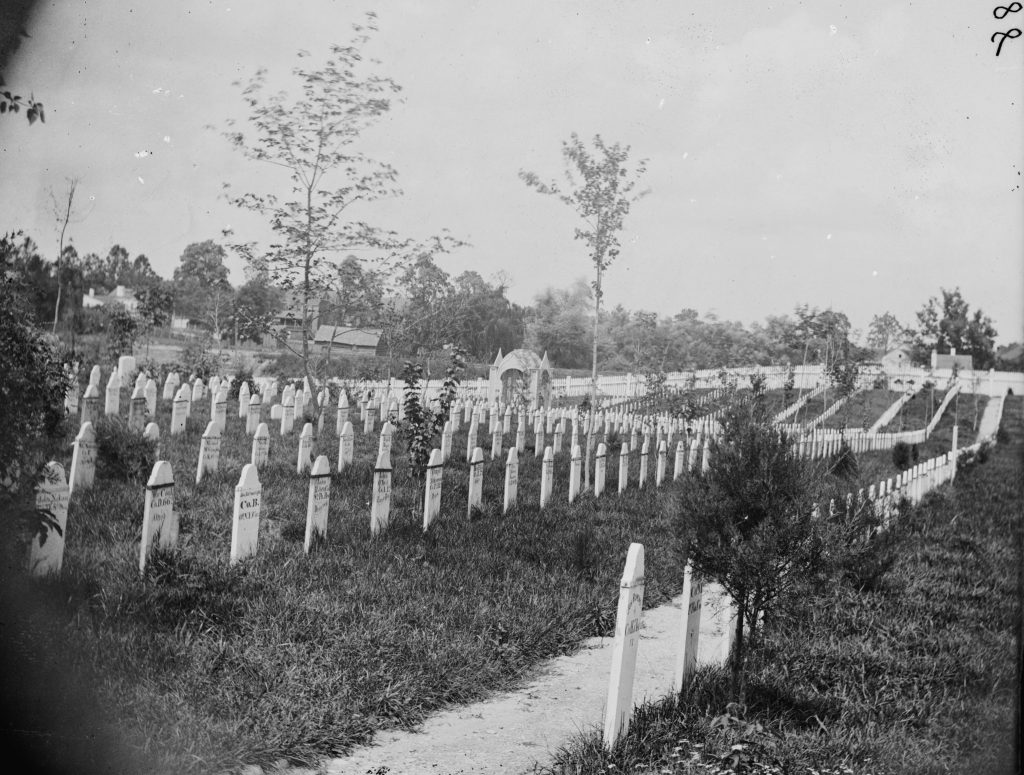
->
<box><xmin>275</xmin><ymin>584</ymin><xmax>734</xmax><ymax>775</ymax></box>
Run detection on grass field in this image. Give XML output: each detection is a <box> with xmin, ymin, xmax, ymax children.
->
<box><xmin>819</xmin><ymin>390</ymin><xmax>900</xmax><ymax>432</ymax></box>
<box><xmin>543</xmin><ymin>396</ymin><xmax>1022</xmax><ymax>775</ymax></box>
<box><xmin>1</xmin><ymin>385</ymin><xmax>698</xmax><ymax>774</ymax></box>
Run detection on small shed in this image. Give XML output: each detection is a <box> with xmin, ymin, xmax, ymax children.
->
<box><xmin>311</xmin><ymin>325</ymin><xmax>382</xmax><ymax>355</ymax></box>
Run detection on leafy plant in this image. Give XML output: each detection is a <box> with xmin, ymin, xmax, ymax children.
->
<box><xmin>95</xmin><ymin>417</ymin><xmax>157</xmax><ymax>482</ymax></box>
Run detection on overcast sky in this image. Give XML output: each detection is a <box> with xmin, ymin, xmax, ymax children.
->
<box><xmin>1</xmin><ymin>0</ymin><xmax>1021</xmax><ymax>343</ymax></box>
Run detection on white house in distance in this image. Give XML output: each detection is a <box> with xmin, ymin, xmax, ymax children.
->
<box><xmin>82</xmin><ymin>285</ymin><xmax>139</xmax><ymax>313</ymax></box>
<box><xmin>881</xmin><ymin>347</ymin><xmax>913</xmax><ymax>371</ymax></box>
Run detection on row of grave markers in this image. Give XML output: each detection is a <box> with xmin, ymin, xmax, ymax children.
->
<box><xmin>601</xmin><ymin>426</ymin><xmax>966</xmax><ymax>748</ymax></box>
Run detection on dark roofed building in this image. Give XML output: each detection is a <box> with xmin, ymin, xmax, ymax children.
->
<box><xmin>311</xmin><ymin>325</ymin><xmax>382</xmax><ymax>355</ymax></box>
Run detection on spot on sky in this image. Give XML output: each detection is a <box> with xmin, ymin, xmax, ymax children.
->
<box><xmin>163</xmin><ymin>136</ymin><xmax>171</xmax><ymax>143</ymax></box>
<box><xmin>872</xmin><ymin>270</ymin><xmax>878</xmax><ymax>276</ymax></box>
<box><xmin>826</xmin><ymin>233</ymin><xmax>832</xmax><ymax>240</ymax></box>
<box><xmin>830</xmin><ymin>25</ymin><xmax>837</xmax><ymax>36</ymax></box>
<box><xmin>152</xmin><ymin>87</ymin><xmax>169</xmax><ymax>95</ymax></box>
<box><xmin>134</xmin><ymin>150</ymin><xmax>151</xmax><ymax>158</ymax></box>
<box><xmin>682</xmin><ymin>152</ymin><xmax>688</xmax><ymax>159</ymax></box>
<box><xmin>138</xmin><ymin>177</ymin><xmax>145</xmax><ymax>184</ymax></box>
<box><xmin>658</xmin><ymin>98</ymin><xmax>665</xmax><ymax>109</ymax></box>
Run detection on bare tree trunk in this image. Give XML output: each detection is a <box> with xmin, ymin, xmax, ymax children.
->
<box><xmin>52</xmin><ymin>178</ymin><xmax>78</xmax><ymax>334</ymax></box>
<box><xmin>731</xmin><ymin>595</ymin><xmax>746</xmax><ymax>704</ymax></box>
<box><xmin>585</xmin><ymin>263</ymin><xmax>602</xmax><ymax>490</ymax></box>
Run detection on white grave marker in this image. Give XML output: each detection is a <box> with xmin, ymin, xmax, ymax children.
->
<box><xmin>422</xmin><ymin>448</ymin><xmax>444</xmax><ymax>532</ymax></box>
<box><xmin>69</xmin><ymin>421</ymin><xmax>98</xmax><ymax>496</ymax></box>
<box><xmin>297</xmin><ymin>422</ymin><xmax>314</xmax><ymax>474</ymax></box>
<box><xmin>238</xmin><ymin>382</ymin><xmax>251</xmax><ymax>417</ymax></box>
<box><xmin>618</xmin><ymin>442</ymin><xmax>630</xmax><ymax>493</ymax></box>
<box><xmin>105</xmin><ymin>371</ymin><xmax>121</xmax><ymax>416</ymax></box>
<box><xmin>370</xmin><ymin>451</ymin><xmax>393</xmax><ymax>536</ymax></box>
<box><xmin>230</xmin><ymin>464</ymin><xmax>262</xmax><ymax>565</ymax></box>
<box><xmin>595</xmin><ymin>442</ymin><xmax>608</xmax><ymax>497</ymax></box>
<box><xmin>128</xmin><ymin>385</ymin><xmax>147</xmax><ymax>431</ymax></box>
<box><xmin>503</xmin><ymin>447</ymin><xmax>518</xmax><ymax>513</ymax></box>
<box><xmin>672</xmin><ymin>562</ymin><xmax>703</xmax><ymax>692</ymax></box>
<box><xmin>304</xmin><ymin>455</ymin><xmax>332</xmax><ymax>553</ymax></box>
<box><xmin>80</xmin><ymin>384</ymin><xmax>101</xmax><ymax>426</ymax></box>
<box><xmin>568</xmin><ymin>444</ymin><xmax>582</xmax><ymax>503</ymax></box>
<box><xmin>337</xmin><ymin>421</ymin><xmax>354</xmax><ymax>472</ymax></box>
<box><xmin>336</xmin><ymin>393</ymin><xmax>350</xmax><ymax>434</ymax></box>
<box><xmin>195</xmin><ymin>421</ymin><xmax>221</xmax><ymax>484</ymax></box>
<box><xmin>27</xmin><ymin>462</ymin><xmax>70</xmax><ymax>577</ymax></box>
<box><xmin>467</xmin><ymin>446</ymin><xmax>484</xmax><ymax>517</ymax></box>
<box><xmin>251</xmin><ymin>423</ymin><xmax>270</xmax><ymax>468</ymax></box>
<box><xmin>246</xmin><ymin>393</ymin><xmax>262</xmax><ymax>435</ymax></box>
<box><xmin>171</xmin><ymin>385</ymin><xmax>190</xmax><ymax>435</ymax></box>
<box><xmin>656</xmin><ymin>440</ymin><xmax>667</xmax><ymax>487</ymax></box>
<box><xmin>603</xmin><ymin>542</ymin><xmax>645</xmax><ymax>749</ymax></box>
<box><xmin>139</xmin><ymin>460</ymin><xmax>176</xmax><ymax>574</ymax></box>
<box><xmin>540</xmin><ymin>446</ymin><xmax>554</xmax><ymax>508</ymax></box>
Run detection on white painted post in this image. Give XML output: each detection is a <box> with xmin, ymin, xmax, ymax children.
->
<box><xmin>673</xmin><ymin>440</ymin><xmax>685</xmax><ymax>481</ymax></box>
<box><xmin>423</xmin><ymin>448</ymin><xmax>444</xmax><ymax>532</ymax></box>
<box><xmin>655</xmin><ymin>440</ymin><xmax>667</xmax><ymax>487</ymax></box>
<box><xmin>516</xmin><ymin>411</ymin><xmax>526</xmax><ymax>453</ymax></box>
<box><xmin>336</xmin><ymin>392</ymin><xmax>350</xmax><ymax>435</ymax></box>
<box><xmin>213</xmin><ymin>389</ymin><xmax>228</xmax><ymax>433</ymax></box>
<box><xmin>230</xmin><ymin>464</ymin><xmax>262</xmax><ymax>565</ymax></box>
<box><xmin>534</xmin><ymin>419</ymin><xmax>544</xmax><ymax>459</ymax></box>
<box><xmin>467</xmin><ymin>446</ymin><xmax>485</xmax><ymax>517</ymax></box>
<box><xmin>28</xmin><ymin>462</ymin><xmax>70</xmax><ymax>577</ymax></box>
<box><xmin>503</xmin><ymin>447</ymin><xmax>518</xmax><ymax>514</ymax></box>
<box><xmin>672</xmin><ymin>562</ymin><xmax>703</xmax><ymax>692</ymax></box>
<box><xmin>378</xmin><ymin>420</ymin><xmax>395</xmax><ymax>461</ymax></box>
<box><xmin>540</xmin><ymin>446</ymin><xmax>554</xmax><ymax>508</ymax></box>
<box><xmin>603</xmin><ymin>542</ymin><xmax>645</xmax><ymax>749</ymax></box>
<box><xmin>363</xmin><ymin>401</ymin><xmax>377</xmax><ymax>435</ymax></box>
<box><xmin>139</xmin><ymin>460</ymin><xmax>176</xmax><ymax>574</ymax></box>
<box><xmin>618</xmin><ymin>442</ymin><xmax>630</xmax><ymax>494</ymax></box>
<box><xmin>195</xmin><ymin>421</ymin><xmax>221</xmax><ymax>484</ymax></box>
<box><xmin>370</xmin><ymin>451</ymin><xmax>393</xmax><ymax>536</ymax></box>
<box><xmin>251</xmin><ymin>423</ymin><xmax>270</xmax><ymax>469</ymax></box>
<box><xmin>304</xmin><ymin>455</ymin><xmax>332</xmax><ymax>554</ymax></box>
<box><xmin>170</xmin><ymin>385</ymin><xmax>189</xmax><ymax>435</ymax></box>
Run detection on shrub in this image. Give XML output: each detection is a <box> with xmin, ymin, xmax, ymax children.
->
<box><xmin>230</xmin><ymin>366</ymin><xmax>256</xmax><ymax>401</ymax></box>
<box><xmin>892</xmin><ymin>441</ymin><xmax>912</xmax><ymax>470</ymax></box>
<box><xmin>95</xmin><ymin>417</ymin><xmax>157</xmax><ymax>482</ymax></box>
<box><xmin>828</xmin><ymin>441</ymin><xmax>858</xmax><ymax>479</ymax></box>
<box><xmin>180</xmin><ymin>336</ymin><xmax>218</xmax><ymax>380</ymax></box>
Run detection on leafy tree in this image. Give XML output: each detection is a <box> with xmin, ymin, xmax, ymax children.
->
<box><xmin>223</xmin><ymin>13</ymin><xmax>462</xmax><ymax>417</ymax></box>
<box><xmin>172</xmin><ymin>240</ymin><xmax>233</xmax><ymax>335</ymax></box>
<box><xmin>524</xmin><ymin>280</ymin><xmax>592</xmax><ymax>369</ymax></box>
<box><xmin>230</xmin><ymin>277</ymin><xmax>282</xmax><ymax>344</ymax></box>
<box><xmin>0</xmin><ymin>233</ymin><xmax>70</xmax><ymax>545</ymax></box>
<box><xmin>520</xmin><ymin>134</ymin><xmax>648</xmax><ymax>406</ymax></box>
<box><xmin>134</xmin><ymin>279</ymin><xmax>175</xmax><ymax>334</ymax></box>
<box><xmin>866</xmin><ymin>311</ymin><xmax>910</xmax><ymax>353</ymax></box>
<box><xmin>914</xmin><ymin>287</ymin><xmax>998</xmax><ymax>369</ymax></box>
<box><xmin>677</xmin><ymin>383</ymin><xmax>852</xmax><ymax>701</ymax></box>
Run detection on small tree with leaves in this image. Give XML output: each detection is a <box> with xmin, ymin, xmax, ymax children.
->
<box><xmin>677</xmin><ymin>381</ymin><xmax>854</xmax><ymax>702</ymax></box>
<box><xmin>224</xmin><ymin>13</ymin><xmax>462</xmax><ymax>426</ymax></box>
<box><xmin>520</xmin><ymin>134</ymin><xmax>648</xmax><ymax>485</ymax></box>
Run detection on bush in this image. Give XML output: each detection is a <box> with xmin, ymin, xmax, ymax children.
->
<box><xmin>95</xmin><ymin>417</ymin><xmax>157</xmax><ymax>482</ymax></box>
<box><xmin>229</xmin><ymin>366</ymin><xmax>256</xmax><ymax>401</ymax></box>
<box><xmin>828</xmin><ymin>441</ymin><xmax>858</xmax><ymax>479</ymax></box>
<box><xmin>180</xmin><ymin>336</ymin><xmax>218</xmax><ymax>380</ymax></box>
<box><xmin>892</xmin><ymin>441</ymin><xmax>912</xmax><ymax>471</ymax></box>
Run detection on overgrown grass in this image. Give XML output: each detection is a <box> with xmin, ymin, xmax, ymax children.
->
<box><xmin>1</xmin><ymin>385</ymin><xmax>694</xmax><ymax>774</ymax></box>
<box><xmin>819</xmin><ymin>390</ymin><xmax>899</xmax><ymax>432</ymax></box>
<box><xmin>541</xmin><ymin>396</ymin><xmax>1022</xmax><ymax>775</ymax></box>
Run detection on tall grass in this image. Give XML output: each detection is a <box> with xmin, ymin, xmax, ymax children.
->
<box><xmin>1</xmin><ymin>386</ymin><xmax>692</xmax><ymax>774</ymax></box>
